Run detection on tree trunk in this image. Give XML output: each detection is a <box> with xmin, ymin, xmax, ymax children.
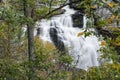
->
<box><xmin>23</xmin><ymin>0</ymin><xmax>35</xmax><ymax>80</ymax></box>
<box><xmin>27</xmin><ymin>24</ymin><xmax>35</xmax><ymax>80</ymax></box>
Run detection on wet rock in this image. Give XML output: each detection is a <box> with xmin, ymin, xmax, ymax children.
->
<box><xmin>49</xmin><ymin>28</ymin><xmax>66</xmax><ymax>52</ymax></box>
<box><xmin>72</xmin><ymin>11</ymin><xmax>84</xmax><ymax>28</ymax></box>
<box><xmin>36</xmin><ymin>28</ymin><xmax>42</xmax><ymax>36</ymax></box>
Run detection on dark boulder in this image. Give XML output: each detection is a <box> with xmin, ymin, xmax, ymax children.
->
<box><xmin>49</xmin><ymin>28</ymin><xmax>66</xmax><ymax>52</ymax></box>
<box><xmin>72</xmin><ymin>11</ymin><xmax>84</xmax><ymax>28</ymax></box>
<box><xmin>36</xmin><ymin>28</ymin><xmax>43</xmax><ymax>36</ymax></box>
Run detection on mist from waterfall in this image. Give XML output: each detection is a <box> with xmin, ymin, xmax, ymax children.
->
<box><xmin>35</xmin><ymin>5</ymin><xmax>101</xmax><ymax>70</ymax></box>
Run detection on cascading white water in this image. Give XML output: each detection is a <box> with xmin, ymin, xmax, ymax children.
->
<box><xmin>35</xmin><ymin>5</ymin><xmax>101</xmax><ymax>70</ymax></box>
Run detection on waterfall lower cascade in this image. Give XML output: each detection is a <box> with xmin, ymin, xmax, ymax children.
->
<box><xmin>35</xmin><ymin>6</ymin><xmax>101</xmax><ymax>70</ymax></box>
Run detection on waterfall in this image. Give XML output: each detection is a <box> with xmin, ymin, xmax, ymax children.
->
<box><xmin>35</xmin><ymin>5</ymin><xmax>101</xmax><ymax>70</ymax></box>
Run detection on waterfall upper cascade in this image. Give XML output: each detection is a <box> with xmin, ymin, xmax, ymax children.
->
<box><xmin>35</xmin><ymin>6</ymin><xmax>101</xmax><ymax>70</ymax></box>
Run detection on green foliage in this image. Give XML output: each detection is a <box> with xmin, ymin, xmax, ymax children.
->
<box><xmin>77</xmin><ymin>30</ymin><xmax>95</xmax><ymax>37</ymax></box>
<box><xmin>96</xmin><ymin>19</ymin><xmax>108</xmax><ymax>28</ymax></box>
<box><xmin>59</xmin><ymin>54</ymin><xmax>73</xmax><ymax>64</ymax></box>
<box><xmin>99</xmin><ymin>44</ymin><xmax>118</xmax><ymax>63</ymax></box>
<box><xmin>0</xmin><ymin>59</ymin><xmax>28</xmax><ymax>79</ymax></box>
<box><xmin>85</xmin><ymin>63</ymin><xmax>120</xmax><ymax>80</ymax></box>
<box><xmin>84</xmin><ymin>30</ymin><xmax>95</xmax><ymax>37</ymax></box>
<box><xmin>34</xmin><ymin>37</ymin><xmax>73</xmax><ymax>80</ymax></box>
<box><xmin>0</xmin><ymin>36</ymin><xmax>73</xmax><ymax>80</ymax></box>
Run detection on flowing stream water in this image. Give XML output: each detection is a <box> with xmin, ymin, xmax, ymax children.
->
<box><xmin>35</xmin><ymin>5</ymin><xmax>101</xmax><ymax>70</ymax></box>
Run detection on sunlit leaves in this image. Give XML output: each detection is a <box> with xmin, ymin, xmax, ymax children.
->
<box><xmin>107</xmin><ymin>15</ymin><xmax>119</xmax><ymax>23</ymax></box>
<box><xmin>114</xmin><ymin>36</ymin><xmax>120</xmax><ymax>46</ymax></box>
<box><xmin>108</xmin><ymin>2</ymin><xmax>118</xmax><ymax>8</ymax></box>
<box><xmin>99</xmin><ymin>39</ymin><xmax>118</xmax><ymax>63</ymax></box>
<box><xmin>109</xmin><ymin>15</ymin><xmax>115</xmax><ymax>21</ymax></box>
<box><xmin>77</xmin><ymin>30</ymin><xmax>95</xmax><ymax>37</ymax></box>
<box><xmin>77</xmin><ymin>32</ymin><xmax>84</xmax><ymax>37</ymax></box>
<box><xmin>114</xmin><ymin>42</ymin><xmax>120</xmax><ymax>46</ymax></box>
<box><xmin>100</xmin><ymin>41</ymin><xmax>106</xmax><ymax>47</ymax></box>
<box><xmin>108</xmin><ymin>3</ymin><xmax>114</xmax><ymax>7</ymax></box>
<box><xmin>90</xmin><ymin>5</ymin><xmax>97</xmax><ymax>9</ymax></box>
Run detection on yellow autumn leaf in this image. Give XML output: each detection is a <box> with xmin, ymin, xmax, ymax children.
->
<box><xmin>115</xmin><ymin>16</ymin><xmax>119</xmax><ymax>20</ymax></box>
<box><xmin>108</xmin><ymin>26</ymin><xmax>116</xmax><ymax>31</ymax></box>
<box><xmin>113</xmin><ymin>36</ymin><xmax>120</xmax><ymax>46</ymax></box>
<box><xmin>112</xmin><ymin>64</ymin><xmax>119</xmax><ymax>69</ymax></box>
<box><xmin>108</xmin><ymin>3</ymin><xmax>114</xmax><ymax>7</ymax></box>
<box><xmin>100</xmin><ymin>41</ymin><xmax>106</xmax><ymax>46</ymax></box>
<box><xmin>108</xmin><ymin>15</ymin><xmax>115</xmax><ymax>23</ymax></box>
<box><xmin>114</xmin><ymin>42</ymin><xmax>120</xmax><ymax>46</ymax></box>
<box><xmin>77</xmin><ymin>32</ymin><xmax>84</xmax><ymax>37</ymax></box>
<box><xmin>110</xmin><ymin>15</ymin><xmax>115</xmax><ymax>20</ymax></box>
